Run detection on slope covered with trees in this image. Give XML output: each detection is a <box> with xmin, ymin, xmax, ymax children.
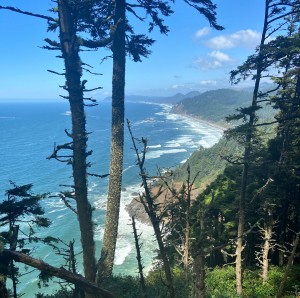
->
<box><xmin>171</xmin><ymin>88</ymin><xmax>253</xmax><ymax>125</ymax></box>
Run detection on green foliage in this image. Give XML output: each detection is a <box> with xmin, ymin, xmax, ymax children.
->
<box><xmin>100</xmin><ymin>267</ymin><xmax>191</xmax><ymax>298</ymax></box>
<box><xmin>205</xmin><ymin>266</ymin><xmax>300</xmax><ymax>298</ymax></box>
<box><xmin>206</xmin><ymin>266</ymin><xmax>236</xmax><ymax>297</ymax></box>
<box><xmin>171</xmin><ymin>137</ymin><xmax>240</xmax><ymax>188</ymax></box>
<box><xmin>35</xmin><ymin>288</ymin><xmax>74</xmax><ymax>298</ymax></box>
<box><xmin>0</xmin><ymin>182</ymin><xmax>49</xmax><ymax>228</ymax></box>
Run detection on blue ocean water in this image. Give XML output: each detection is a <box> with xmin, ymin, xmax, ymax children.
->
<box><xmin>0</xmin><ymin>100</ymin><xmax>223</xmax><ymax>296</ymax></box>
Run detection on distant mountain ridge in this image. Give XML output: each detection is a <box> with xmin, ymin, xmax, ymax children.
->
<box><xmin>104</xmin><ymin>91</ymin><xmax>201</xmax><ymax>105</ymax></box>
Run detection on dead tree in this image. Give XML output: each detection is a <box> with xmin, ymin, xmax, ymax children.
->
<box><xmin>127</xmin><ymin>119</ymin><xmax>175</xmax><ymax>298</ymax></box>
<box><xmin>131</xmin><ymin>216</ymin><xmax>147</xmax><ymax>298</ymax></box>
<box><xmin>255</xmin><ymin>216</ymin><xmax>276</xmax><ymax>284</ymax></box>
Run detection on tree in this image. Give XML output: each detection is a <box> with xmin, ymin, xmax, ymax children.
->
<box><xmin>0</xmin><ymin>182</ymin><xmax>50</xmax><ymax>297</ymax></box>
<box><xmin>228</xmin><ymin>0</ymin><xmax>300</xmax><ymax>294</ymax></box>
<box><xmin>99</xmin><ymin>0</ymin><xmax>224</xmax><ymax>279</ymax></box>
<box><xmin>127</xmin><ymin>120</ymin><xmax>176</xmax><ymax>298</ymax></box>
<box><xmin>0</xmin><ymin>2</ymin><xmax>112</xmax><ymax>292</ymax></box>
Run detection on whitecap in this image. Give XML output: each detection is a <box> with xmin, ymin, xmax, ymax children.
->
<box><xmin>147</xmin><ymin>144</ymin><xmax>162</xmax><ymax>149</ymax></box>
<box><xmin>146</xmin><ymin>148</ymin><xmax>187</xmax><ymax>159</ymax></box>
<box><xmin>123</xmin><ymin>164</ymin><xmax>135</xmax><ymax>173</ymax></box>
<box><xmin>164</xmin><ymin>140</ymin><xmax>181</xmax><ymax>148</ymax></box>
<box><xmin>114</xmin><ymin>242</ymin><xmax>132</xmax><ymax>265</ymax></box>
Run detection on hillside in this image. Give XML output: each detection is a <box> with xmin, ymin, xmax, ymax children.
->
<box><xmin>170</xmin><ymin>137</ymin><xmax>240</xmax><ymax>189</ymax></box>
<box><xmin>169</xmin><ymin>87</ymin><xmax>277</xmax><ymax>187</ymax></box>
<box><xmin>171</xmin><ymin>88</ymin><xmax>253</xmax><ymax>126</ymax></box>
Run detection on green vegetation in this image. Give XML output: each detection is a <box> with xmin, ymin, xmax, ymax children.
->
<box><xmin>35</xmin><ymin>265</ymin><xmax>300</xmax><ymax>298</ymax></box>
<box><xmin>171</xmin><ymin>138</ymin><xmax>239</xmax><ymax>188</ymax></box>
<box><xmin>171</xmin><ymin>88</ymin><xmax>252</xmax><ymax>125</ymax></box>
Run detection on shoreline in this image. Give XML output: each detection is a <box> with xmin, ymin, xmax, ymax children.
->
<box><xmin>141</xmin><ymin>99</ymin><xmax>228</xmax><ymax>132</ymax></box>
<box><xmin>170</xmin><ymin>110</ymin><xmax>228</xmax><ymax>132</ymax></box>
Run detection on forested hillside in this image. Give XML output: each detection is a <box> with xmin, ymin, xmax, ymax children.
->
<box><xmin>170</xmin><ymin>138</ymin><xmax>236</xmax><ymax>188</ymax></box>
<box><xmin>171</xmin><ymin>88</ymin><xmax>252</xmax><ymax>125</ymax></box>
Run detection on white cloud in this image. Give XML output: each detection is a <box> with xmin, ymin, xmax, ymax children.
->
<box><xmin>208</xmin><ymin>51</ymin><xmax>231</xmax><ymax>62</ymax></box>
<box><xmin>206</xmin><ymin>29</ymin><xmax>261</xmax><ymax>50</ymax></box>
<box><xmin>193</xmin><ymin>50</ymin><xmax>233</xmax><ymax>70</ymax></box>
<box><xmin>195</xmin><ymin>27</ymin><xmax>211</xmax><ymax>38</ymax></box>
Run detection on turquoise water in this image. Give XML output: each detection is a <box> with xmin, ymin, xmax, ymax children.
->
<box><xmin>0</xmin><ymin>100</ymin><xmax>223</xmax><ymax>296</ymax></box>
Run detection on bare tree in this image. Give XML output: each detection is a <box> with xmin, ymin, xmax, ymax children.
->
<box><xmin>127</xmin><ymin>119</ymin><xmax>175</xmax><ymax>298</ymax></box>
<box><xmin>131</xmin><ymin>216</ymin><xmax>147</xmax><ymax>298</ymax></box>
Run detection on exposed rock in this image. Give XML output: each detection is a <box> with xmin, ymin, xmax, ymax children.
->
<box><xmin>126</xmin><ymin>198</ymin><xmax>150</xmax><ymax>225</ymax></box>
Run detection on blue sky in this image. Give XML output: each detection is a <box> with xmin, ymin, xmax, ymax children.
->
<box><xmin>0</xmin><ymin>0</ymin><xmax>266</xmax><ymax>99</ymax></box>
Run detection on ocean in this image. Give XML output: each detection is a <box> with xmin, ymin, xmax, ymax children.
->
<box><xmin>0</xmin><ymin>100</ymin><xmax>223</xmax><ymax>296</ymax></box>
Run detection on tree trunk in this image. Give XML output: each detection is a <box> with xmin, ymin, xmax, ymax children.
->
<box><xmin>127</xmin><ymin>123</ymin><xmax>175</xmax><ymax>298</ymax></box>
<box><xmin>236</xmin><ymin>162</ymin><xmax>247</xmax><ymax>296</ymax></box>
<box><xmin>235</xmin><ymin>1</ymin><xmax>269</xmax><ymax>294</ymax></box>
<box><xmin>277</xmin><ymin>232</ymin><xmax>299</xmax><ymax>298</ymax></box>
<box><xmin>183</xmin><ymin>166</ymin><xmax>192</xmax><ymax>280</ymax></box>
<box><xmin>262</xmin><ymin>221</ymin><xmax>273</xmax><ymax>284</ymax></box>
<box><xmin>2</xmin><ymin>249</ymin><xmax>114</xmax><ymax>298</ymax></box>
<box><xmin>97</xmin><ymin>0</ymin><xmax>126</xmax><ymax>281</ymax></box>
<box><xmin>58</xmin><ymin>0</ymin><xmax>96</xmax><ymax>284</ymax></box>
<box><xmin>132</xmin><ymin>216</ymin><xmax>147</xmax><ymax>298</ymax></box>
<box><xmin>193</xmin><ymin>208</ymin><xmax>206</xmax><ymax>298</ymax></box>
<box><xmin>193</xmin><ymin>254</ymin><xmax>206</xmax><ymax>298</ymax></box>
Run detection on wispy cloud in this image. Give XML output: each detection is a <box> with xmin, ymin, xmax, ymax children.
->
<box><xmin>195</xmin><ymin>27</ymin><xmax>211</xmax><ymax>38</ymax></box>
<box><xmin>199</xmin><ymin>80</ymin><xmax>217</xmax><ymax>86</ymax></box>
<box><xmin>193</xmin><ymin>50</ymin><xmax>233</xmax><ymax>70</ymax></box>
<box><xmin>171</xmin><ymin>84</ymin><xmax>185</xmax><ymax>89</ymax></box>
<box><xmin>206</xmin><ymin>29</ymin><xmax>261</xmax><ymax>50</ymax></box>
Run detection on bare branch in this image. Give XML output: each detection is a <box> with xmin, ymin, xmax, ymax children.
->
<box><xmin>0</xmin><ymin>5</ymin><xmax>57</xmax><ymax>22</ymax></box>
<box><xmin>47</xmin><ymin>69</ymin><xmax>66</xmax><ymax>76</ymax></box>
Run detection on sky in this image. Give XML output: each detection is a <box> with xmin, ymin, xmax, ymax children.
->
<box><xmin>0</xmin><ymin>0</ymin><xmax>266</xmax><ymax>100</ymax></box>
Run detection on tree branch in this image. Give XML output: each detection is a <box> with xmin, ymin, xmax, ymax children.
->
<box><xmin>0</xmin><ymin>6</ymin><xmax>56</xmax><ymax>22</ymax></box>
<box><xmin>2</xmin><ymin>249</ymin><xmax>114</xmax><ymax>297</ymax></box>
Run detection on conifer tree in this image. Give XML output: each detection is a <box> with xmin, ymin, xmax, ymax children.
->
<box><xmin>0</xmin><ymin>182</ymin><xmax>50</xmax><ymax>297</ymax></box>
<box><xmin>228</xmin><ymin>1</ymin><xmax>300</xmax><ymax>294</ymax></box>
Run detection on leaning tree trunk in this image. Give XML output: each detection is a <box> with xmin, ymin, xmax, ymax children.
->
<box><xmin>277</xmin><ymin>232</ymin><xmax>299</xmax><ymax>298</ymax></box>
<box><xmin>58</xmin><ymin>0</ymin><xmax>96</xmax><ymax>285</ymax></box>
<box><xmin>3</xmin><ymin>249</ymin><xmax>113</xmax><ymax>298</ymax></box>
<box><xmin>97</xmin><ymin>0</ymin><xmax>126</xmax><ymax>280</ymax></box>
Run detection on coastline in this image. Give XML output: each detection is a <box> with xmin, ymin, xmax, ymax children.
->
<box><xmin>171</xmin><ymin>110</ymin><xmax>228</xmax><ymax>132</ymax></box>
<box><xmin>139</xmin><ymin>99</ymin><xmax>228</xmax><ymax>132</ymax></box>
<box><xmin>126</xmin><ymin>105</ymin><xmax>226</xmax><ymax>225</ymax></box>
